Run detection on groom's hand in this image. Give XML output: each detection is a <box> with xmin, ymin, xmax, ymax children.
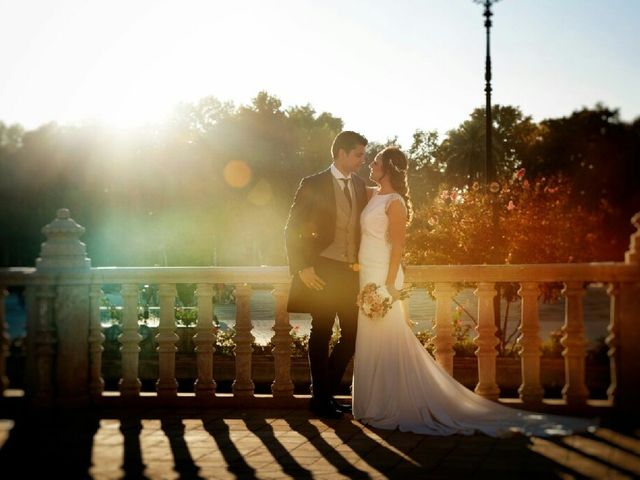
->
<box><xmin>299</xmin><ymin>267</ymin><xmax>326</xmax><ymax>291</ymax></box>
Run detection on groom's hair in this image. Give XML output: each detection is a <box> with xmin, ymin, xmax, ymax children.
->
<box><xmin>331</xmin><ymin>131</ymin><xmax>368</xmax><ymax>158</ymax></box>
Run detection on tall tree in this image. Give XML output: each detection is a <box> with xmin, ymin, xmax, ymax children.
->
<box><xmin>526</xmin><ymin>105</ymin><xmax>640</xmax><ymax>217</ymax></box>
<box><xmin>438</xmin><ymin>105</ymin><xmax>538</xmax><ymax>187</ymax></box>
<box><xmin>407</xmin><ymin>129</ymin><xmax>442</xmax><ymax>205</ymax></box>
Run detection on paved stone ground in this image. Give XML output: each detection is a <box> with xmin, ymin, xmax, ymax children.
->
<box><xmin>1</xmin><ymin>405</ymin><xmax>640</xmax><ymax>479</ymax></box>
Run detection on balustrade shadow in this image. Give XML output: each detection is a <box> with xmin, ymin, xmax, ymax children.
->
<box><xmin>0</xmin><ymin>410</ymin><xmax>99</xmax><ymax>477</ymax></box>
<box><xmin>119</xmin><ymin>415</ymin><xmax>149</xmax><ymax>480</ymax></box>
<box><xmin>200</xmin><ymin>414</ymin><xmax>258</xmax><ymax>479</ymax></box>
<box><xmin>160</xmin><ymin>415</ymin><xmax>204</xmax><ymax>479</ymax></box>
<box><xmin>239</xmin><ymin>415</ymin><xmax>313</xmax><ymax>479</ymax></box>
<box><xmin>545</xmin><ymin>432</ymin><xmax>640</xmax><ymax>478</ymax></box>
<box><xmin>587</xmin><ymin>428</ymin><xmax>640</xmax><ymax>457</ymax></box>
<box><xmin>373</xmin><ymin>420</ymin><xmax>640</xmax><ymax>478</ymax></box>
<box><xmin>1</xmin><ymin>407</ymin><xmax>640</xmax><ymax>477</ymax></box>
<box><xmin>329</xmin><ymin>420</ymin><xmax>428</xmax><ymax>476</ymax></box>
<box><xmin>283</xmin><ymin>416</ymin><xmax>372</xmax><ymax>478</ymax></box>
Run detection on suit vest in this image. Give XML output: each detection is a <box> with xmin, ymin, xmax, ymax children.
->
<box><xmin>319</xmin><ymin>176</ymin><xmax>359</xmax><ymax>263</ymax></box>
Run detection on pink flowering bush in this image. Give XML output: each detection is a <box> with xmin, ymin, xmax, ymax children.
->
<box><xmin>406</xmin><ymin>170</ymin><xmax>620</xmax><ymax>354</ymax></box>
<box><xmin>407</xmin><ymin>170</ymin><xmax>619</xmax><ymax>267</ymax></box>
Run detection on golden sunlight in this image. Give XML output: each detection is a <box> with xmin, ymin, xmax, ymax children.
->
<box><xmin>247</xmin><ymin>179</ymin><xmax>273</xmax><ymax>206</ymax></box>
<box><xmin>17</xmin><ymin>1</ymin><xmax>266</xmax><ymax>130</ymax></box>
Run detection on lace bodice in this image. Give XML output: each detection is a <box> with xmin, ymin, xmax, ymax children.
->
<box><xmin>360</xmin><ymin>192</ymin><xmax>406</xmax><ymax>243</ymax></box>
<box><xmin>358</xmin><ymin>191</ymin><xmax>406</xmax><ymax>286</ymax></box>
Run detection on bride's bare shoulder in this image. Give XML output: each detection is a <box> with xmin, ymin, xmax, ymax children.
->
<box><xmin>366</xmin><ymin>186</ymin><xmax>379</xmax><ymax>201</ymax></box>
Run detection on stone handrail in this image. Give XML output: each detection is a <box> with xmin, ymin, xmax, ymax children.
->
<box><xmin>90</xmin><ymin>266</ymin><xmax>292</xmax><ymax>285</ymax></box>
<box><xmin>407</xmin><ymin>263</ymin><xmax>639</xmax><ymax>283</ymax></box>
<box><xmin>3</xmin><ymin>262</ymin><xmax>637</xmax><ymax>285</ymax></box>
<box><xmin>0</xmin><ymin>268</ymin><xmax>36</xmax><ymax>285</ymax></box>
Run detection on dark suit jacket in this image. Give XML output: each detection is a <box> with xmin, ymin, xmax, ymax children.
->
<box><xmin>285</xmin><ymin>167</ymin><xmax>368</xmax><ymax>313</ymax></box>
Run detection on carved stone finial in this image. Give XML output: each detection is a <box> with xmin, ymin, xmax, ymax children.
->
<box><xmin>36</xmin><ymin>208</ymin><xmax>91</xmax><ymax>271</ymax></box>
<box><xmin>625</xmin><ymin>212</ymin><xmax>640</xmax><ymax>265</ymax></box>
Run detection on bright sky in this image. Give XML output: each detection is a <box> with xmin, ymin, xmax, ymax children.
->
<box><xmin>1</xmin><ymin>0</ymin><xmax>639</xmax><ymax>147</ymax></box>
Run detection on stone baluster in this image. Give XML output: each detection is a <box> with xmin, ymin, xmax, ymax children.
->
<box><xmin>156</xmin><ymin>284</ymin><xmax>179</xmax><ymax>398</ymax></box>
<box><xmin>88</xmin><ymin>284</ymin><xmax>105</xmax><ymax>398</ymax></box>
<box><xmin>517</xmin><ymin>282</ymin><xmax>543</xmax><ymax>404</ymax></box>
<box><xmin>560</xmin><ymin>282</ymin><xmax>589</xmax><ymax>406</ymax></box>
<box><xmin>271</xmin><ymin>283</ymin><xmax>294</xmax><ymax>397</ymax></box>
<box><xmin>118</xmin><ymin>284</ymin><xmax>142</xmax><ymax>397</ymax></box>
<box><xmin>432</xmin><ymin>283</ymin><xmax>456</xmax><ymax>375</ymax></box>
<box><xmin>474</xmin><ymin>282</ymin><xmax>500</xmax><ymax>400</ymax></box>
<box><xmin>34</xmin><ymin>284</ymin><xmax>56</xmax><ymax>406</ymax></box>
<box><xmin>194</xmin><ymin>283</ymin><xmax>216</xmax><ymax>397</ymax></box>
<box><xmin>0</xmin><ymin>287</ymin><xmax>9</xmax><ymax>394</ymax></box>
<box><xmin>606</xmin><ymin>283</ymin><xmax>620</xmax><ymax>402</ymax></box>
<box><xmin>233</xmin><ymin>283</ymin><xmax>254</xmax><ymax>397</ymax></box>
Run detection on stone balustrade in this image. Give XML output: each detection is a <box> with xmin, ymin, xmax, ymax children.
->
<box><xmin>0</xmin><ymin>209</ymin><xmax>639</xmax><ymax>415</ymax></box>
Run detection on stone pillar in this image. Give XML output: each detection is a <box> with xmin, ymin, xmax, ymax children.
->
<box><xmin>156</xmin><ymin>284</ymin><xmax>178</xmax><ymax>398</ymax></box>
<box><xmin>36</xmin><ymin>208</ymin><xmax>92</xmax><ymax>406</ymax></box>
<box><xmin>561</xmin><ymin>281</ymin><xmax>589</xmax><ymax>406</ymax></box>
<box><xmin>615</xmin><ymin>212</ymin><xmax>640</xmax><ymax>415</ymax></box>
<box><xmin>119</xmin><ymin>284</ymin><xmax>142</xmax><ymax>397</ymax></box>
<box><xmin>232</xmin><ymin>283</ymin><xmax>254</xmax><ymax>397</ymax></box>
<box><xmin>432</xmin><ymin>283</ymin><xmax>456</xmax><ymax>375</ymax></box>
<box><xmin>474</xmin><ymin>282</ymin><xmax>500</xmax><ymax>400</ymax></box>
<box><xmin>0</xmin><ymin>287</ymin><xmax>9</xmax><ymax>394</ymax></box>
<box><xmin>517</xmin><ymin>282</ymin><xmax>544</xmax><ymax>404</ymax></box>
<box><xmin>271</xmin><ymin>283</ymin><xmax>294</xmax><ymax>398</ymax></box>
<box><xmin>194</xmin><ymin>284</ymin><xmax>216</xmax><ymax>397</ymax></box>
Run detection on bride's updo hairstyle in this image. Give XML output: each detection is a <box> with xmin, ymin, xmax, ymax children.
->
<box><xmin>379</xmin><ymin>146</ymin><xmax>413</xmax><ymax>224</ymax></box>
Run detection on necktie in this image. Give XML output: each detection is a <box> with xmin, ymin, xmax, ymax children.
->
<box><xmin>340</xmin><ymin>178</ymin><xmax>352</xmax><ymax>210</ymax></box>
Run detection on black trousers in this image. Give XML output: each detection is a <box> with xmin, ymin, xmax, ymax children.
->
<box><xmin>307</xmin><ymin>256</ymin><xmax>359</xmax><ymax>401</ymax></box>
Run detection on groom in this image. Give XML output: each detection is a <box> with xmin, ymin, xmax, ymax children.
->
<box><xmin>285</xmin><ymin>130</ymin><xmax>368</xmax><ymax>419</ymax></box>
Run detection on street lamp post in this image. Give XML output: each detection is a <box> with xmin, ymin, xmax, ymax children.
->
<box><xmin>474</xmin><ymin>0</ymin><xmax>500</xmax><ymax>185</ymax></box>
<box><xmin>474</xmin><ymin>0</ymin><xmax>503</xmax><ymax>343</ymax></box>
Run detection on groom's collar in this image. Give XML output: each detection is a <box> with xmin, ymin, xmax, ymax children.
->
<box><xmin>330</xmin><ymin>163</ymin><xmax>352</xmax><ymax>181</ymax></box>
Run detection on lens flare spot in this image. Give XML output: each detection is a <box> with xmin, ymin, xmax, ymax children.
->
<box><xmin>248</xmin><ymin>179</ymin><xmax>273</xmax><ymax>206</ymax></box>
<box><xmin>223</xmin><ymin>160</ymin><xmax>252</xmax><ymax>188</ymax></box>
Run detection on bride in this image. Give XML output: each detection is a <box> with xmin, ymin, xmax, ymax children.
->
<box><xmin>352</xmin><ymin>146</ymin><xmax>597</xmax><ymax>437</ymax></box>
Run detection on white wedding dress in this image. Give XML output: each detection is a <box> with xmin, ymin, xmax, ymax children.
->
<box><xmin>352</xmin><ymin>192</ymin><xmax>597</xmax><ymax>437</ymax></box>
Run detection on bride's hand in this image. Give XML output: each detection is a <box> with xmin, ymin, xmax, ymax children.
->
<box><xmin>386</xmin><ymin>284</ymin><xmax>401</xmax><ymax>301</ymax></box>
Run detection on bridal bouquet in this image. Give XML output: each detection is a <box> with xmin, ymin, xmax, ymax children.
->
<box><xmin>356</xmin><ymin>283</ymin><xmax>410</xmax><ymax>320</ymax></box>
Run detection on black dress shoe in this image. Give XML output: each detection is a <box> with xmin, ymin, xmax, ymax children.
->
<box><xmin>330</xmin><ymin>398</ymin><xmax>352</xmax><ymax>414</ymax></box>
<box><xmin>309</xmin><ymin>398</ymin><xmax>344</xmax><ymax>419</ymax></box>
